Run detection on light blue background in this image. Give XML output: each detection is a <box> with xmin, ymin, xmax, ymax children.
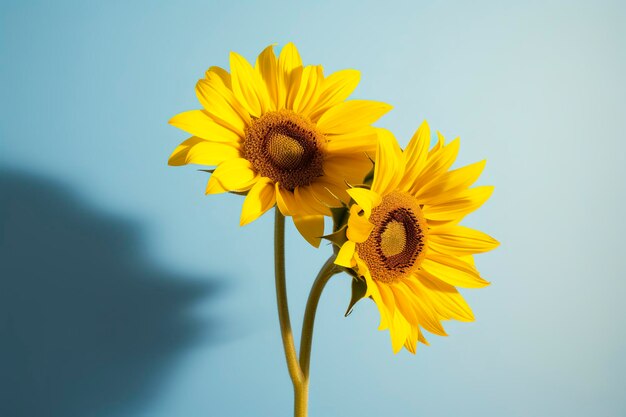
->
<box><xmin>2</xmin><ymin>1</ymin><xmax>625</xmax><ymax>416</ymax></box>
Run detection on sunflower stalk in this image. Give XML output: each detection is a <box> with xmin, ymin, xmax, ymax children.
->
<box><xmin>274</xmin><ymin>209</ymin><xmax>339</xmax><ymax>417</ymax></box>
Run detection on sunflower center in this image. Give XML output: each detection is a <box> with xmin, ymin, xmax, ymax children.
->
<box><xmin>357</xmin><ymin>191</ymin><xmax>427</xmax><ymax>283</ymax></box>
<box><xmin>243</xmin><ymin>110</ymin><xmax>325</xmax><ymax>191</ymax></box>
<box><xmin>379</xmin><ymin>220</ymin><xmax>406</xmax><ymax>257</ymax></box>
<box><xmin>267</xmin><ymin>132</ymin><xmax>305</xmax><ymax>170</ymax></box>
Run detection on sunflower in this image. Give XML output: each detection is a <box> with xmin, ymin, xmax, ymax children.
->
<box><xmin>168</xmin><ymin>43</ymin><xmax>391</xmax><ymax>246</ymax></box>
<box><xmin>334</xmin><ymin>122</ymin><xmax>498</xmax><ymax>353</ymax></box>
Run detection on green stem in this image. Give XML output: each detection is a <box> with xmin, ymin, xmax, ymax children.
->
<box><xmin>274</xmin><ymin>209</ymin><xmax>305</xmax><ymax>416</ymax></box>
<box><xmin>299</xmin><ymin>255</ymin><xmax>337</xmax><ymax>379</ymax></box>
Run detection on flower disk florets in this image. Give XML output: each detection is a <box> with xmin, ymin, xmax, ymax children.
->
<box><xmin>357</xmin><ymin>191</ymin><xmax>427</xmax><ymax>283</ymax></box>
<box><xmin>244</xmin><ymin>110</ymin><xmax>325</xmax><ymax>191</ymax></box>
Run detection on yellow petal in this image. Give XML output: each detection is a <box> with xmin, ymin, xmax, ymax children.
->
<box><xmin>309</xmin><ymin>69</ymin><xmax>360</xmax><ymax>121</ymax></box>
<box><xmin>428</xmin><ymin>225</ymin><xmax>499</xmax><ymax>256</ymax></box>
<box><xmin>240</xmin><ymin>177</ymin><xmax>276</xmax><ymax>226</ymax></box>
<box><xmin>196</xmin><ymin>78</ymin><xmax>250</xmax><ymax>136</ymax></box>
<box><xmin>410</xmin><ymin>137</ymin><xmax>460</xmax><ymax>193</ymax></box>
<box><xmin>389</xmin><ymin>283</ymin><xmax>420</xmax><ymax>327</ymax></box>
<box><xmin>422</xmin><ymin>186</ymin><xmax>494</xmax><ymax>222</ymax></box>
<box><xmin>205</xmin><ymin>176</ymin><xmax>228</xmax><ymax>194</ymax></box>
<box><xmin>255</xmin><ymin>45</ymin><xmax>279</xmax><ymax>110</ymax></box>
<box><xmin>421</xmin><ymin>253</ymin><xmax>490</xmax><ymax>288</ymax></box>
<box><xmin>356</xmin><ymin>261</ymin><xmax>389</xmax><ymax>330</ymax></box>
<box><xmin>412</xmin><ymin>272</ymin><xmax>474</xmax><ymax>322</ymax></box>
<box><xmin>168</xmin><ymin>137</ymin><xmax>240</xmax><ymax>166</ymax></box>
<box><xmin>373</xmin><ymin>281</ymin><xmax>396</xmax><ymax>332</ymax></box>
<box><xmin>277</xmin><ymin>42</ymin><xmax>303</xmax><ymax>109</ymax></box>
<box><xmin>293</xmin><ymin>65</ymin><xmax>323</xmax><ymax>115</ymax></box>
<box><xmin>396</xmin><ymin>281</ymin><xmax>447</xmax><ymax>336</ymax></box>
<box><xmin>390</xmin><ymin>310</ymin><xmax>411</xmax><ymax>354</ymax></box>
<box><xmin>169</xmin><ymin>110</ymin><xmax>241</xmax><ymax>143</ymax></box>
<box><xmin>346</xmin><ymin>205</ymin><xmax>374</xmax><ymax>243</ymax></box>
<box><xmin>206</xmin><ymin>158</ymin><xmax>257</xmax><ymax>193</ymax></box>
<box><xmin>274</xmin><ymin>184</ymin><xmax>300</xmax><ymax>216</ymax></box>
<box><xmin>293</xmin><ymin>214</ymin><xmax>324</xmax><ymax>247</ymax></box>
<box><xmin>415</xmin><ymin>160</ymin><xmax>486</xmax><ymax>202</ymax></box>
<box><xmin>346</xmin><ymin>188</ymin><xmax>381</xmax><ymax>217</ymax></box>
<box><xmin>398</xmin><ymin>120</ymin><xmax>430</xmax><ymax>191</ymax></box>
<box><xmin>335</xmin><ymin>240</ymin><xmax>356</xmax><ymax>267</ymax></box>
<box><xmin>205</xmin><ymin>66</ymin><xmax>232</xmax><ymax>89</ymax></box>
<box><xmin>230</xmin><ymin>51</ymin><xmax>271</xmax><ymax>117</ymax></box>
<box><xmin>371</xmin><ymin>129</ymin><xmax>403</xmax><ymax>195</ymax></box>
<box><xmin>325</xmin><ymin>127</ymin><xmax>378</xmax><ymax>154</ymax></box>
<box><xmin>309</xmin><ymin>180</ymin><xmax>350</xmax><ymax>207</ymax></box>
<box><xmin>294</xmin><ymin>185</ymin><xmax>331</xmax><ymax>216</ymax></box>
<box><xmin>403</xmin><ymin>326</ymin><xmax>418</xmax><ymax>354</ymax></box>
<box><xmin>317</xmin><ymin>100</ymin><xmax>392</xmax><ymax>135</ymax></box>
<box><xmin>323</xmin><ymin>153</ymin><xmax>374</xmax><ymax>185</ymax></box>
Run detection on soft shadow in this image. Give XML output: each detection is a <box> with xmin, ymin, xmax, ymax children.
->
<box><xmin>0</xmin><ymin>169</ymin><xmax>222</xmax><ymax>417</ymax></box>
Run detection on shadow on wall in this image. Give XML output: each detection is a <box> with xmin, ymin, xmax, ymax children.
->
<box><xmin>0</xmin><ymin>169</ymin><xmax>222</xmax><ymax>417</ymax></box>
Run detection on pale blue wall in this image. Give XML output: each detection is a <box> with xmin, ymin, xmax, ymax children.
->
<box><xmin>2</xmin><ymin>1</ymin><xmax>625</xmax><ymax>416</ymax></box>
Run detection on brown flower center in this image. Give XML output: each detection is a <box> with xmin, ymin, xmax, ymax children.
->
<box><xmin>357</xmin><ymin>191</ymin><xmax>427</xmax><ymax>283</ymax></box>
<box><xmin>243</xmin><ymin>110</ymin><xmax>325</xmax><ymax>191</ymax></box>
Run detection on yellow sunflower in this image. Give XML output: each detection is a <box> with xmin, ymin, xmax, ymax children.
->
<box><xmin>334</xmin><ymin>122</ymin><xmax>498</xmax><ymax>353</ymax></box>
<box><xmin>168</xmin><ymin>43</ymin><xmax>392</xmax><ymax>246</ymax></box>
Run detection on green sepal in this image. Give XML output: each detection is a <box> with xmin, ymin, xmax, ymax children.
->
<box><xmin>330</xmin><ymin>206</ymin><xmax>348</xmax><ymax>230</ymax></box>
<box><xmin>321</xmin><ymin>224</ymin><xmax>348</xmax><ymax>247</ymax></box>
<box><xmin>198</xmin><ymin>169</ymin><xmax>215</xmax><ymax>174</ymax></box>
<box><xmin>345</xmin><ymin>276</ymin><xmax>367</xmax><ymax>317</ymax></box>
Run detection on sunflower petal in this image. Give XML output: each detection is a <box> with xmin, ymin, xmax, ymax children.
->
<box><xmin>429</xmin><ymin>225</ymin><xmax>499</xmax><ymax>256</ymax></box>
<box><xmin>390</xmin><ymin>310</ymin><xmax>410</xmax><ymax>354</ymax></box>
<box><xmin>206</xmin><ymin>66</ymin><xmax>232</xmax><ymax>88</ymax></box>
<box><xmin>206</xmin><ymin>158</ymin><xmax>257</xmax><ymax>193</ymax></box>
<box><xmin>293</xmin><ymin>65</ymin><xmax>323</xmax><ymax>115</ymax></box>
<box><xmin>410</xmin><ymin>137</ymin><xmax>460</xmax><ymax>193</ymax></box>
<box><xmin>323</xmin><ymin>154</ymin><xmax>375</xmax><ymax>185</ymax></box>
<box><xmin>230</xmin><ymin>51</ymin><xmax>270</xmax><ymax>117</ymax></box>
<box><xmin>317</xmin><ymin>100</ymin><xmax>391</xmax><ymax>135</ymax></box>
<box><xmin>335</xmin><ymin>240</ymin><xmax>356</xmax><ymax>267</ymax></box>
<box><xmin>169</xmin><ymin>110</ymin><xmax>241</xmax><ymax>143</ymax></box>
<box><xmin>196</xmin><ymin>78</ymin><xmax>250</xmax><ymax>136</ymax></box>
<box><xmin>325</xmin><ymin>127</ymin><xmax>378</xmax><ymax>154</ymax></box>
<box><xmin>422</xmin><ymin>186</ymin><xmax>494</xmax><ymax>222</ymax></box>
<box><xmin>412</xmin><ymin>272</ymin><xmax>474</xmax><ymax>322</ymax></box>
<box><xmin>293</xmin><ymin>214</ymin><xmax>324</xmax><ymax>247</ymax></box>
<box><xmin>346</xmin><ymin>188</ymin><xmax>382</xmax><ymax>217</ymax></box>
<box><xmin>309</xmin><ymin>69</ymin><xmax>360</xmax><ymax>120</ymax></box>
<box><xmin>398</xmin><ymin>120</ymin><xmax>430</xmax><ymax>191</ymax></box>
<box><xmin>168</xmin><ymin>137</ymin><xmax>240</xmax><ymax>166</ymax></box>
<box><xmin>255</xmin><ymin>45</ymin><xmax>279</xmax><ymax>110</ymax></box>
<box><xmin>277</xmin><ymin>42</ymin><xmax>303</xmax><ymax>109</ymax></box>
<box><xmin>240</xmin><ymin>177</ymin><xmax>276</xmax><ymax>226</ymax></box>
<box><xmin>346</xmin><ymin>206</ymin><xmax>374</xmax><ymax>243</ymax></box>
<box><xmin>275</xmin><ymin>184</ymin><xmax>300</xmax><ymax>216</ymax></box>
<box><xmin>421</xmin><ymin>253</ymin><xmax>490</xmax><ymax>288</ymax></box>
<box><xmin>415</xmin><ymin>160</ymin><xmax>487</xmax><ymax>202</ymax></box>
<box><xmin>371</xmin><ymin>129</ymin><xmax>403</xmax><ymax>195</ymax></box>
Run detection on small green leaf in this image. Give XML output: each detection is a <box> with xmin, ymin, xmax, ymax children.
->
<box><xmin>321</xmin><ymin>225</ymin><xmax>348</xmax><ymax>247</ymax></box>
<box><xmin>345</xmin><ymin>276</ymin><xmax>367</xmax><ymax>317</ymax></box>
<box><xmin>330</xmin><ymin>206</ymin><xmax>348</xmax><ymax>229</ymax></box>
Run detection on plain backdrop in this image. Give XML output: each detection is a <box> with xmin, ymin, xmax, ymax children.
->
<box><xmin>1</xmin><ymin>1</ymin><xmax>625</xmax><ymax>416</ymax></box>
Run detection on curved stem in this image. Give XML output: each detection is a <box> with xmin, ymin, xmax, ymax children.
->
<box><xmin>274</xmin><ymin>209</ymin><xmax>304</xmax><ymax>388</ymax></box>
<box><xmin>299</xmin><ymin>255</ymin><xmax>338</xmax><ymax>379</ymax></box>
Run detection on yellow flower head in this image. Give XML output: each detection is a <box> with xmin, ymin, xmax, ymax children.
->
<box><xmin>168</xmin><ymin>43</ymin><xmax>392</xmax><ymax>246</ymax></box>
<box><xmin>334</xmin><ymin>122</ymin><xmax>498</xmax><ymax>353</ymax></box>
